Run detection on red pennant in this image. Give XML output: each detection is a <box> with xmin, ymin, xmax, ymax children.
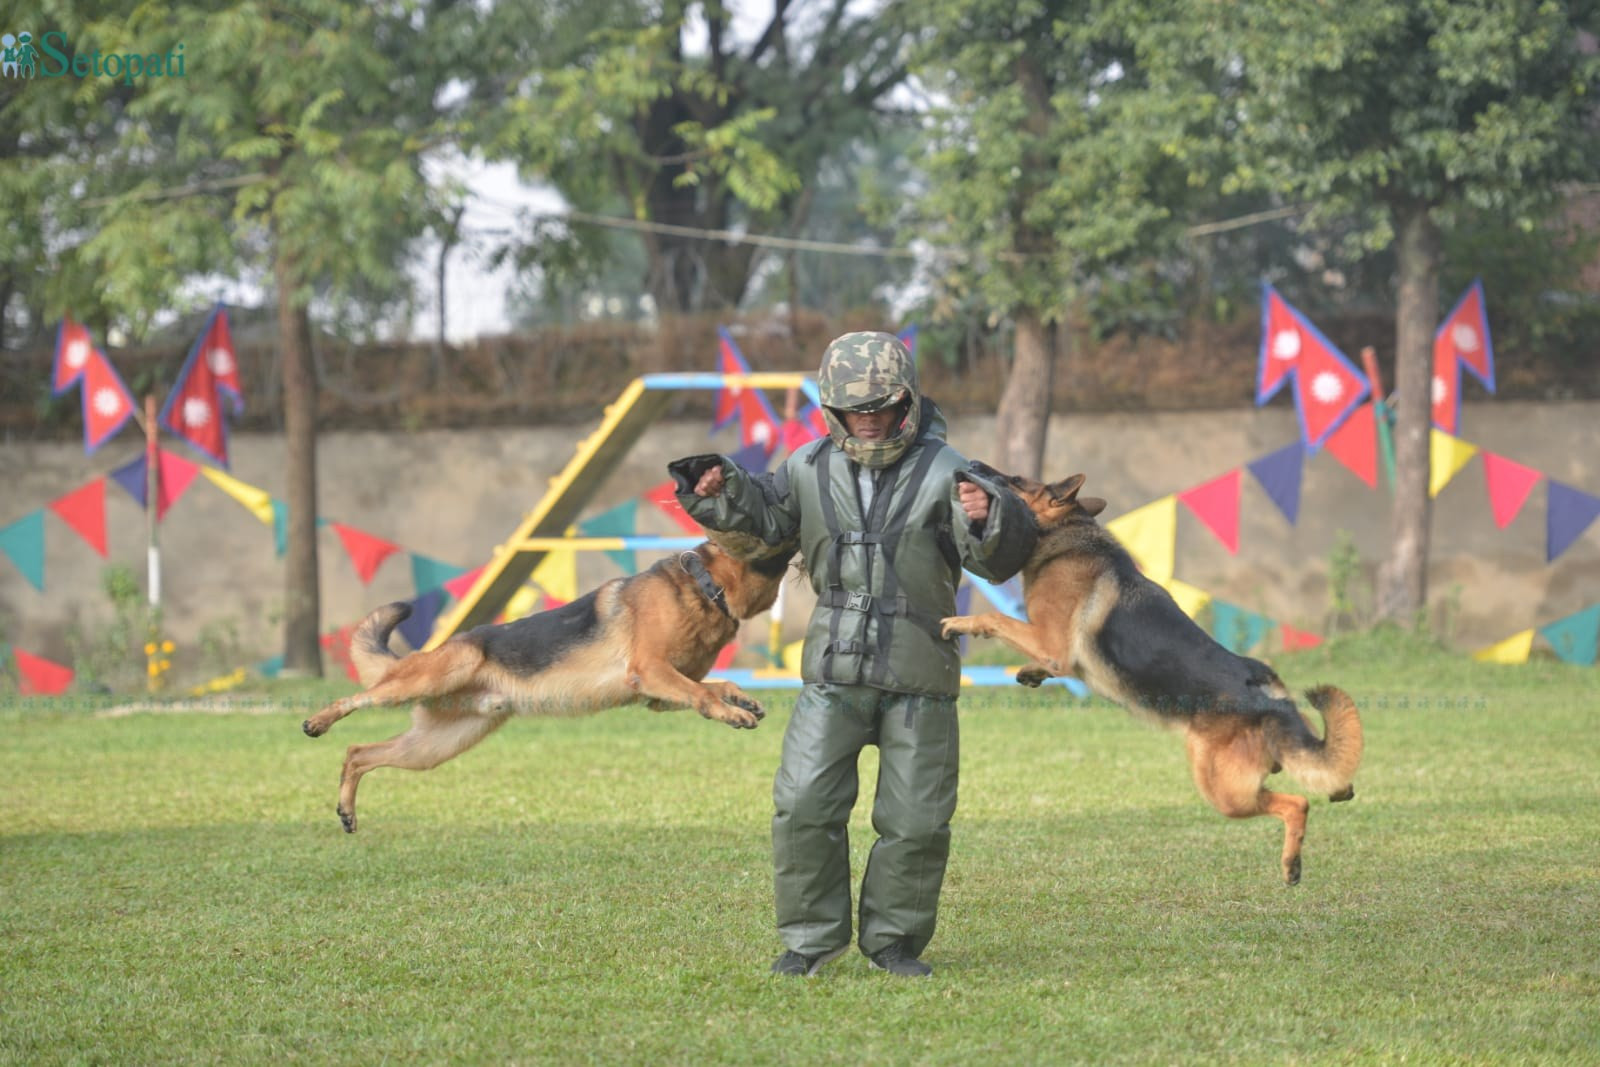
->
<box><xmin>1257</xmin><ymin>287</ymin><xmax>1303</xmax><ymax>402</ymax></box>
<box><xmin>159</xmin><ymin>307</ymin><xmax>243</xmax><ymax>467</ymax></box>
<box><xmin>155</xmin><ymin>450</ymin><xmax>201</xmax><ymax>521</ymax></box>
<box><xmin>643</xmin><ymin>481</ymin><xmax>702</xmax><ymax>534</ymax></box>
<box><xmin>319</xmin><ymin>624</ymin><xmax>360</xmax><ymax>681</ymax></box>
<box><xmin>1323</xmin><ymin>402</ymin><xmax>1378</xmax><ymax>488</ymax></box>
<box><xmin>1280</xmin><ymin>625</ymin><xmax>1324</xmax><ymax>652</ymax></box>
<box><xmin>712</xmin><ymin>328</ymin><xmax>751</xmax><ymax>430</ymax></box>
<box><xmin>1430</xmin><ymin>344</ymin><xmax>1461</xmax><ymax>434</ymax></box>
<box><xmin>196</xmin><ymin>305</ymin><xmax>244</xmax><ymax>401</ymax></box>
<box><xmin>331</xmin><ymin>523</ymin><xmax>402</xmax><ymax>584</ymax></box>
<box><xmin>49</xmin><ymin>479</ymin><xmax>108</xmax><ymax>556</ymax></box>
<box><xmin>1437</xmin><ymin>280</ymin><xmax>1493</xmax><ymax>383</ymax></box>
<box><xmin>81</xmin><ymin>349</ymin><xmax>137</xmax><ymax>453</ymax></box>
<box><xmin>14</xmin><ymin>647</ymin><xmax>75</xmax><ymax>695</ymax></box>
<box><xmin>443</xmin><ymin>564</ymin><xmax>486</xmax><ymax>601</ymax></box>
<box><xmin>1481</xmin><ymin>451</ymin><xmax>1542</xmax><ymax>530</ymax></box>
<box><xmin>1177</xmin><ymin>470</ymin><xmax>1241</xmax><ymax>554</ymax></box>
<box><xmin>1294</xmin><ymin>342</ymin><xmax>1368</xmax><ymax>448</ymax></box>
<box><xmin>713</xmin><ymin>641</ymin><xmax>739</xmax><ymax>671</ymax></box>
<box><xmin>52</xmin><ymin>317</ymin><xmax>95</xmax><ymax>394</ymax></box>
<box><xmin>738</xmin><ymin>389</ymin><xmax>780</xmax><ymax>453</ymax></box>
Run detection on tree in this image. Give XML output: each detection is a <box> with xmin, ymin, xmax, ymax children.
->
<box><xmin>903</xmin><ymin>0</ymin><xmax>1234</xmax><ymax>476</ymax></box>
<box><xmin>1213</xmin><ymin>1</ymin><xmax>1600</xmax><ymax>622</ymax></box>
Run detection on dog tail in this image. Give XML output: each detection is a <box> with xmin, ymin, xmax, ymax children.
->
<box><xmin>350</xmin><ymin>602</ymin><xmax>411</xmax><ymax>688</ymax></box>
<box><xmin>1277</xmin><ymin>685</ymin><xmax>1364</xmax><ymax>800</ymax></box>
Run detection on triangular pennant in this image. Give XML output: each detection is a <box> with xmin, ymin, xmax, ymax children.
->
<box><xmin>1177</xmin><ymin>470</ymin><xmax>1241</xmax><ymax>555</ymax></box>
<box><xmin>443</xmin><ymin>564</ymin><xmax>486</xmax><ymax>601</ymax></box>
<box><xmin>1473</xmin><ymin>629</ymin><xmax>1534</xmax><ymax>664</ymax></box>
<box><xmin>1428</xmin><ymin>429</ymin><xmax>1479</xmax><ymax>498</ymax></box>
<box><xmin>712</xmin><ymin>327</ymin><xmax>753</xmax><ymax>432</ymax></box>
<box><xmin>52</xmin><ymin>317</ymin><xmax>95</xmax><ymax>394</ymax></box>
<box><xmin>320</xmin><ymin>624</ymin><xmax>360</xmax><ymax>682</ymax></box>
<box><xmin>410</xmin><ymin>553</ymin><xmax>469</xmax><ymax>595</ymax></box>
<box><xmin>256</xmin><ymin>653</ymin><xmax>285</xmax><ymax>678</ymax></box>
<box><xmin>1163</xmin><ymin>578</ymin><xmax>1212</xmax><ymax>621</ymax></box>
<box><xmin>781</xmin><ymin>637</ymin><xmax>805</xmax><ymax>673</ymax></box>
<box><xmin>1257</xmin><ymin>285</ymin><xmax>1370</xmax><ymax>448</ymax></box>
<box><xmin>330</xmin><ymin>523</ymin><xmax>402</xmax><ymax>584</ymax></box>
<box><xmin>110</xmin><ymin>454</ymin><xmax>149</xmax><ymax>507</ymax></box>
<box><xmin>1323</xmin><ymin>402</ymin><xmax>1378</xmax><ymax>489</ymax></box>
<box><xmin>397</xmin><ymin>588</ymin><xmax>447</xmax><ymax>651</ymax></box>
<box><xmin>13</xmin><ymin>647</ymin><xmax>74</xmax><ymax>695</ymax></box>
<box><xmin>1481</xmin><ymin>451</ymin><xmax>1542</xmax><ymax>530</ymax></box>
<box><xmin>155</xmin><ymin>450</ymin><xmax>201</xmax><ymax>521</ymax></box>
<box><xmin>1257</xmin><ymin>284</ymin><xmax>1304</xmax><ymax>403</ymax></box>
<box><xmin>1280</xmin><ymin>624</ymin><xmax>1324</xmax><ymax>651</ymax></box>
<box><xmin>502</xmin><ymin>582</ymin><xmax>544</xmax><ymax>621</ymax></box>
<box><xmin>199</xmin><ymin>466</ymin><xmax>275</xmax><ymax>525</ymax></box>
<box><xmin>1105</xmin><ymin>495</ymin><xmax>1177</xmax><ymax>585</ymax></box>
<box><xmin>1537</xmin><ymin>604</ymin><xmax>1600</xmax><ymax>666</ymax></box>
<box><xmin>644</xmin><ymin>480</ymin><xmax>702</xmax><ymax>534</ymax></box>
<box><xmin>1432</xmin><ymin>280</ymin><xmax>1494</xmax><ymax>434</ymax></box>
<box><xmin>159</xmin><ymin>304</ymin><xmax>243</xmax><ymax>467</ymax></box>
<box><xmin>897</xmin><ymin>324</ymin><xmax>918</xmax><ymax>363</ymax></box>
<box><xmin>1210</xmin><ymin>600</ymin><xmax>1272</xmax><ymax>654</ymax></box>
<box><xmin>578</xmin><ymin>500</ymin><xmax>639</xmax><ymax>574</ymax></box>
<box><xmin>1545</xmin><ymin>481</ymin><xmax>1600</xmax><ymax>562</ymax></box>
<box><xmin>0</xmin><ymin>511</ymin><xmax>47</xmax><ymax>591</ymax></box>
<box><xmin>1247</xmin><ymin>441</ymin><xmax>1306</xmax><ymax>525</ymax></box>
<box><xmin>712</xmin><ymin>641</ymin><xmax>739</xmax><ymax>672</ymax></box>
<box><xmin>48</xmin><ymin>479</ymin><xmax>108</xmax><ymax>557</ymax></box>
<box><xmin>737</xmin><ymin>386</ymin><xmax>781</xmax><ymax>453</ymax></box>
<box><xmin>271</xmin><ymin>499</ymin><xmax>289</xmax><ymax>557</ymax></box>
<box><xmin>530</xmin><ymin>544</ymin><xmax>578</xmax><ymax>603</ymax></box>
<box><xmin>80</xmin><ymin>348</ymin><xmax>137</xmax><ymax>454</ymax></box>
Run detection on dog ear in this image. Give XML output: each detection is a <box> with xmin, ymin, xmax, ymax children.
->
<box><xmin>1049</xmin><ymin>473</ymin><xmax>1087</xmax><ymax>504</ymax></box>
<box><xmin>1078</xmin><ymin>496</ymin><xmax>1107</xmax><ymax>517</ymax></box>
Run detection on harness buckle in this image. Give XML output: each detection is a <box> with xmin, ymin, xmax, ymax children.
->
<box><xmin>845</xmin><ymin>592</ymin><xmax>872</xmax><ymax>613</ymax></box>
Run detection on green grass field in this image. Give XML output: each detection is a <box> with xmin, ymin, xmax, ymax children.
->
<box><xmin>4</xmin><ymin>633</ymin><xmax>1597</xmax><ymax>1065</ymax></box>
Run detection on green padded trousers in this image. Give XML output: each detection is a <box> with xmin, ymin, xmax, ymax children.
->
<box><xmin>772</xmin><ymin>682</ymin><xmax>960</xmax><ymax>960</ymax></box>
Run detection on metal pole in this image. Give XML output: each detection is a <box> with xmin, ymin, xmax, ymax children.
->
<box><xmin>143</xmin><ymin>394</ymin><xmax>163</xmax><ymax>691</ymax></box>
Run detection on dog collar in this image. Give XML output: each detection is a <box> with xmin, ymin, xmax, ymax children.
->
<box><xmin>679</xmin><ymin>551</ymin><xmax>732</xmax><ymax>618</ymax></box>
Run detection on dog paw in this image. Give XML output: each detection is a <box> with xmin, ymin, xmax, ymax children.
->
<box><xmin>1282</xmin><ymin>856</ymin><xmax>1301</xmax><ymax>886</ymax></box>
<box><xmin>940</xmin><ymin>616</ymin><xmax>984</xmax><ymax>640</ymax></box>
<box><xmin>1016</xmin><ymin>666</ymin><xmax>1049</xmax><ymax>688</ymax></box>
<box><xmin>337</xmin><ymin>807</ymin><xmax>357</xmax><ymax>834</ymax></box>
<box><xmin>302</xmin><ymin>719</ymin><xmax>325</xmax><ymax>738</ymax></box>
<box><xmin>1328</xmin><ymin>784</ymin><xmax>1355</xmax><ymax>803</ymax></box>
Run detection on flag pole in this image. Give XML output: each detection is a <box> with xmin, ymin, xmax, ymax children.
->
<box><xmin>142</xmin><ymin>394</ymin><xmax>166</xmax><ymax>691</ymax></box>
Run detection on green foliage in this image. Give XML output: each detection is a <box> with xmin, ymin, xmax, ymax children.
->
<box><xmin>1325</xmin><ymin>529</ymin><xmax>1370</xmax><ymax>635</ymax></box>
<box><xmin>61</xmin><ymin>563</ymin><xmax>151</xmax><ymax>693</ymax></box>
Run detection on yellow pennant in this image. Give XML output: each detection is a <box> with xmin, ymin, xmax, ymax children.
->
<box><xmin>1105</xmin><ymin>495</ymin><xmax>1177</xmax><ymax>585</ymax></box>
<box><xmin>781</xmin><ymin>638</ymin><xmax>805</xmax><ymax>673</ymax></box>
<box><xmin>1162</xmin><ymin>577</ymin><xmax>1213</xmax><ymax>621</ymax></box>
<box><xmin>531</xmin><ymin>547</ymin><xmax>578</xmax><ymax>603</ymax></box>
<box><xmin>502</xmin><ymin>581</ymin><xmax>543</xmax><ymax>621</ymax></box>
<box><xmin>1472</xmin><ymin>629</ymin><xmax>1534</xmax><ymax>664</ymax></box>
<box><xmin>199</xmin><ymin>466</ymin><xmax>275</xmax><ymax>525</ymax></box>
<box><xmin>1429</xmin><ymin>430</ymin><xmax>1479</xmax><ymax>498</ymax></box>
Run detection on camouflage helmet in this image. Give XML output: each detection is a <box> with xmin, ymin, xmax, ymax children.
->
<box><xmin>816</xmin><ymin>331</ymin><xmax>921</xmax><ymax>468</ymax></box>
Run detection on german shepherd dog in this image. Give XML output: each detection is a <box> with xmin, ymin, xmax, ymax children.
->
<box><xmin>302</xmin><ymin>529</ymin><xmax>797</xmax><ymax>832</ymax></box>
<box><xmin>940</xmin><ymin>466</ymin><xmax>1363</xmax><ymax>885</ymax></box>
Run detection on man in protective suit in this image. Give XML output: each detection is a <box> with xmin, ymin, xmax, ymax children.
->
<box><xmin>670</xmin><ymin>331</ymin><xmax>1035</xmax><ymax>977</ymax></box>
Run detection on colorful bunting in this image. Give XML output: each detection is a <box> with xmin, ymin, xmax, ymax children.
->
<box><xmin>644</xmin><ymin>480</ymin><xmax>702</xmax><ymax>534</ymax></box>
<box><xmin>48</xmin><ymin>479</ymin><xmax>108</xmax><ymax>556</ymax></box>
<box><xmin>1481</xmin><ymin>452</ymin><xmax>1542</xmax><ymax>530</ymax></box>
<box><xmin>0</xmin><ymin>511</ymin><xmax>46</xmax><ymax>591</ymax></box>
<box><xmin>1473</xmin><ymin>629</ymin><xmax>1534</xmax><ymax>664</ymax></box>
<box><xmin>1280</xmin><ymin>624</ymin><xmax>1324</xmax><ymax>651</ymax></box>
<box><xmin>1256</xmin><ymin>284</ymin><xmax>1370</xmax><ymax>449</ymax></box>
<box><xmin>1538</xmin><ymin>604</ymin><xmax>1600</xmax><ymax>666</ymax></box>
<box><xmin>1105</xmin><ymin>495</ymin><xmax>1176</xmax><ymax>585</ymax></box>
<box><xmin>1324</xmin><ymin>402</ymin><xmax>1379</xmax><ymax>489</ymax></box>
<box><xmin>1177</xmin><ymin>470</ymin><xmax>1241</xmax><ymax>554</ymax></box>
<box><xmin>1163</xmin><ymin>578</ymin><xmax>1212</xmax><ymax>621</ymax></box>
<box><xmin>443</xmin><ymin>565</ymin><xmax>486</xmax><ymax>601</ymax></box>
<box><xmin>200</xmin><ymin>466</ymin><xmax>275</xmax><ymax>525</ymax></box>
<box><xmin>397</xmin><ymin>588</ymin><xmax>447</xmax><ymax>650</ymax></box>
<box><xmin>1247</xmin><ymin>441</ymin><xmax>1305</xmax><ymax>525</ymax></box>
<box><xmin>52</xmin><ymin>316</ymin><xmax>94</xmax><ymax>394</ymax></box>
<box><xmin>1545</xmin><ymin>481</ymin><xmax>1600</xmax><ymax>562</ymax></box>
<box><xmin>330</xmin><ymin>523</ymin><xmax>401</xmax><ymax>584</ymax></box>
<box><xmin>108</xmin><ymin>451</ymin><xmax>202</xmax><ymax>521</ymax></box>
<box><xmin>1428</xmin><ymin>430</ymin><xmax>1479</xmax><ymax>498</ymax></box>
<box><xmin>577</xmin><ymin>500</ymin><xmax>639</xmax><ymax>573</ymax></box>
<box><xmin>79</xmin><ymin>349</ymin><xmax>137</xmax><ymax>454</ymax></box>
<box><xmin>1432</xmin><ymin>280</ymin><xmax>1495</xmax><ymax>434</ymax></box>
<box><xmin>411</xmin><ymin>552</ymin><xmax>468</xmax><ymax>595</ymax></box>
<box><xmin>159</xmin><ymin>304</ymin><xmax>243</xmax><ymax>467</ymax></box>
<box><xmin>13</xmin><ymin>647</ymin><xmax>74</xmax><ymax>695</ymax></box>
<box><xmin>530</xmin><ymin>544</ymin><xmax>578</xmax><ymax>603</ymax></box>
<box><xmin>502</xmin><ymin>582</ymin><xmax>544</xmax><ymax>621</ymax></box>
<box><xmin>1210</xmin><ymin>600</ymin><xmax>1272</xmax><ymax>654</ymax></box>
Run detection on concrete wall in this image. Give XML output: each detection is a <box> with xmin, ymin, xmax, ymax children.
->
<box><xmin>3</xmin><ymin>400</ymin><xmax>1597</xmax><ymax>679</ymax></box>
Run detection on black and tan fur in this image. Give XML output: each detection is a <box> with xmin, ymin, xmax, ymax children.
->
<box><xmin>302</xmin><ymin>529</ymin><xmax>797</xmax><ymax>832</ymax></box>
<box><xmin>941</xmin><ymin>465</ymin><xmax>1363</xmax><ymax>885</ymax></box>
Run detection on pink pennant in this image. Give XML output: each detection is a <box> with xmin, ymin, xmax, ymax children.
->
<box><xmin>1280</xmin><ymin>625</ymin><xmax>1324</xmax><ymax>652</ymax></box>
<box><xmin>443</xmin><ymin>564</ymin><xmax>486</xmax><ymax>601</ymax></box>
<box><xmin>14</xmin><ymin>647</ymin><xmax>74</xmax><ymax>695</ymax></box>
<box><xmin>155</xmin><ymin>450</ymin><xmax>201</xmax><ymax>522</ymax></box>
<box><xmin>1481</xmin><ymin>451</ymin><xmax>1542</xmax><ymax>530</ymax></box>
<box><xmin>331</xmin><ymin>523</ymin><xmax>402</xmax><ymax>584</ymax></box>
<box><xmin>48</xmin><ymin>479</ymin><xmax>108</xmax><ymax>556</ymax></box>
<box><xmin>1324</xmin><ymin>402</ymin><xmax>1378</xmax><ymax>488</ymax></box>
<box><xmin>1177</xmin><ymin>470</ymin><xmax>1240</xmax><ymax>554</ymax></box>
<box><xmin>643</xmin><ymin>481</ymin><xmax>702</xmax><ymax>534</ymax></box>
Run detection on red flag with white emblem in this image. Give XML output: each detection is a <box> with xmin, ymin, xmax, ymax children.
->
<box><xmin>1256</xmin><ymin>284</ymin><xmax>1369</xmax><ymax>449</ymax></box>
<box><xmin>1431</xmin><ymin>280</ymin><xmax>1494</xmax><ymax>434</ymax></box>
<box><xmin>80</xmin><ymin>348</ymin><xmax>138</xmax><ymax>454</ymax></box>
<box><xmin>159</xmin><ymin>305</ymin><xmax>244</xmax><ymax>467</ymax></box>
<box><xmin>52</xmin><ymin>317</ymin><xmax>96</xmax><ymax>394</ymax></box>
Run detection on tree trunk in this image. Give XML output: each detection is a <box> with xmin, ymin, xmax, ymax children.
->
<box><xmin>995</xmin><ymin>310</ymin><xmax>1056</xmax><ymax>479</ymax></box>
<box><xmin>1375</xmin><ymin>204</ymin><xmax>1440</xmax><ymax>624</ymax></box>
<box><xmin>275</xmin><ymin>244</ymin><xmax>323</xmax><ymax>676</ymax></box>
